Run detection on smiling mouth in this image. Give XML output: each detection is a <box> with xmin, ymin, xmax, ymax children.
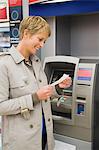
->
<box><xmin>35</xmin><ymin>47</ymin><xmax>40</xmax><ymax>51</ymax></box>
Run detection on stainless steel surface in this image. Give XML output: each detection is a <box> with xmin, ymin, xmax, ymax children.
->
<box><xmin>54</xmin><ymin>133</ymin><xmax>91</xmax><ymax>150</ymax></box>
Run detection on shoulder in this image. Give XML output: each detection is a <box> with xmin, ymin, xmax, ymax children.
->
<box><xmin>0</xmin><ymin>51</ymin><xmax>10</xmax><ymax>56</ymax></box>
<box><xmin>0</xmin><ymin>51</ymin><xmax>10</xmax><ymax>60</ymax></box>
<box><xmin>0</xmin><ymin>51</ymin><xmax>13</xmax><ymax>67</ymax></box>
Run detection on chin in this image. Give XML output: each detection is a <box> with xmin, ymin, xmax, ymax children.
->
<box><xmin>30</xmin><ymin>51</ymin><xmax>36</xmax><ymax>55</ymax></box>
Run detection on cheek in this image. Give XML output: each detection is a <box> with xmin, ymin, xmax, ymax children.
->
<box><xmin>25</xmin><ymin>39</ymin><xmax>32</xmax><ymax>46</ymax></box>
<box><xmin>31</xmin><ymin>38</ymin><xmax>40</xmax><ymax>46</ymax></box>
<box><xmin>27</xmin><ymin>40</ymin><xmax>35</xmax><ymax>48</ymax></box>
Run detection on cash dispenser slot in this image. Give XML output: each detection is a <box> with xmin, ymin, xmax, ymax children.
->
<box><xmin>77</xmin><ymin>83</ymin><xmax>91</xmax><ymax>86</ymax></box>
<box><xmin>51</xmin><ymin>92</ymin><xmax>73</xmax><ymax>119</ymax></box>
<box><xmin>76</xmin><ymin>96</ymin><xmax>86</xmax><ymax>101</ymax></box>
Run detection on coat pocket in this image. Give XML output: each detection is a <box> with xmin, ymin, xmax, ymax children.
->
<box><xmin>10</xmin><ymin>75</ymin><xmax>29</xmax><ymax>89</ymax></box>
<box><xmin>10</xmin><ymin>81</ymin><xmax>26</xmax><ymax>89</ymax></box>
<box><xmin>9</xmin><ymin>79</ymin><xmax>30</xmax><ymax>98</ymax></box>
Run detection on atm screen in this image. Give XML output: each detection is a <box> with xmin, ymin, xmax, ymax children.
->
<box><xmin>78</xmin><ymin>68</ymin><xmax>92</xmax><ymax>81</ymax></box>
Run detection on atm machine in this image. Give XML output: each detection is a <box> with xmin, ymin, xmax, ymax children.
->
<box><xmin>43</xmin><ymin>56</ymin><xmax>99</xmax><ymax>150</ymax></box>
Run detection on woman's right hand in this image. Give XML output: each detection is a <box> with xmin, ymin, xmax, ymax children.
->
<box><xmin>36</xmin><ymin>85</ymin><xmax>53</xmax><ymax>101</ymax></box>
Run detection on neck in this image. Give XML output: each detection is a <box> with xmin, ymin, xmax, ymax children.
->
<box><xmin>16</xmin><ymin>42</ymin><xmax>30</xmax><ymax>60</ymax></box>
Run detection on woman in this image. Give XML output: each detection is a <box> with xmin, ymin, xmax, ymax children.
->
<box><xmin>0</xmin><ymin>16</ymin><xmax>72</xmax><ymax>150</ymax></box>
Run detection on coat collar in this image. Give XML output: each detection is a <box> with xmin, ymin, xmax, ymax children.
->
<box><xmin>9</xmin><ymin>46</ymin><xmax>40</xmax><ymax>64</ymax></box>
<box><xmin>9</xmin><ymin>46</ymin><xmax>25</xmax><ymax>64</ymax></box>
<box><xmin>30</xmin><ymin>54</ymin><xmax>40</xmax><ymax>63</ymax></box>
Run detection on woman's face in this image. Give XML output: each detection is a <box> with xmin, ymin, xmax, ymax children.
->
<box><xmin>22</xmin><ymin>30</ymin><xmax>49</xmax><ymax>55</ymax></box>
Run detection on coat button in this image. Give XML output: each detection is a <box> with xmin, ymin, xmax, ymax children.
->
<box><xmin>48</xmin><ymin>118</ymin><xmax>50</xmax><ymax>122</ymax></box>
<box><xmin>45</xmin><ymin>100</ymin><xmax>47</xmax><ymax>103</ymax></box>
<box><xmin>25</xmin><ymin>80</ymin><xmax>28</xmax><ymax>84</ymax></box>
<box><xmin>39</xmin><ymin>79</ymin><xmax>42</xmax><ymax>83</ymax></box>
<box><xmin>30</xmin><ymin>124</ymin><xmax>33</xmax><ymax>128</ymax></box>
<box><xmin>36</xmin><ymin>59</ymin><xmax>39</xmax><ymax>62</ymax></box>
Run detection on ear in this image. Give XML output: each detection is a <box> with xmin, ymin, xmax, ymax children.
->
<box><xmin>23</xmin><ymin>29</ymin><xmax>30</xmax><ymax>39</ymax></box>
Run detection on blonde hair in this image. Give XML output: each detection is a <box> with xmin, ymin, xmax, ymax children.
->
<box><xmin>19</xmin><ymin>16</ymin><xmax>51</xmax><ymax>40</ymax></box>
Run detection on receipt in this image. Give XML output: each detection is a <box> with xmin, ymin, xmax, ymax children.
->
<box><xmin>50</xmin><ymin>74</ymin><xmax>69</xmax><ymax>86</ymax></box>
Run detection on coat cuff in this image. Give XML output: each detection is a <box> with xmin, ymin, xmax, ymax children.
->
<box><xmin>52</xmin><ymin>85</ymin><xmax>60</xmax><ymax>97</ymax></box>
<box><xmin>55</xmin><ymin>84</ymin><xmax>63</xmax><ymax>95</ymax></box>
<box><xmin>32</xmin><ymin>92</ymin><xmax>40</xmax><ymax>106</ymax></box>
<box><xmin>19</xmin><ymin>94</ymin><xmax>34</xmax><ymax>111</ymax></box>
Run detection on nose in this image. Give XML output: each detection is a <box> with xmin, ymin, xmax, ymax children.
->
<box><xmin>40</xmin><ymin>41</ymin><xmax>44</xmax><ymax>48</ymax></box>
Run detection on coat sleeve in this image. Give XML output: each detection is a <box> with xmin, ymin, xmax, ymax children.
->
<box><xmin>51</xmin><ymin>85</ymin><xmax>60</xmax><ymax>100</ymax></box>
<box><xmin>0</xmin><ymin>62</ymin><xmax>34</xmax><ymax>116</ymax></box>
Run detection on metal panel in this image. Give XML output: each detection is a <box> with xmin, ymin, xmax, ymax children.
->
<box><xmin>54</xmin><ymin>133</ymin><xmax>91</xmax><ymax>150</ymax></box>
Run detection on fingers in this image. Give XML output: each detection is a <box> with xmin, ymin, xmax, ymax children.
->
<box><xmin>63</xmin><ymin>77</ymin><xmax>72</xmax><ymax>83</ymax></box>
<box><xmin>44</xmin><ymin>85</ymin><xmax>53</xmax><ymax>94</ymax></box>
<box><xmin>44</xmin><ymin>85</ymin><xmax>53</xmax><ymax>99</ymax></box>
<box><xmin>59</xmin><ymin>77</ymin><xmax>72</xmax><ymax>88</ymax></box>
<box><xmin>63</xmin><ymin>77</ymin><xmax>72</xmax><ymax>85</ymax></box>
<box><xmin>45</xmin><ymin>86</ymin><xmax>53</xmax><ymax>97</ymax></box>
<box><xmin>36</xmin><ymin>85</ymin><xmax>53</xmax><ymax>100</ymax></box>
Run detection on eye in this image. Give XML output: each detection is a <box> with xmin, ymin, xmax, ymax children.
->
<box><xmin>44</xmin><ymin>40</ymin><xmax>46</xmax><ymax>44</ymax></box>
<box><xmin>38</xmin><ymin>38</ymin><xmax>43</xmax><ymax>42</ymax></box>
<box><xmin>38</xmin><ymin>37</ymin><xmax>46</xmax><ymax>44</ymax></box>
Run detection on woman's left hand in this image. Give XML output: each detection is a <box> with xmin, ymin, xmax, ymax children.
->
<box><xmin>58</xmin><ymin>77</ymin><xmax>72</xmax><ymax>88</ymax></box>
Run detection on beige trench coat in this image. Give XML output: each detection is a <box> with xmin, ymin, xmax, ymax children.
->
<box><xmin>0</xmin><ymin>46</ymin><xmax>55</xmax><ymax>150</ymax></box>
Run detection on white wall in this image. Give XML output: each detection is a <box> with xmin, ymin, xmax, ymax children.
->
<box><xmin>71</xmin><ymin>14</ymin><xmax>99</xmax><ymax>57</ymax></box>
